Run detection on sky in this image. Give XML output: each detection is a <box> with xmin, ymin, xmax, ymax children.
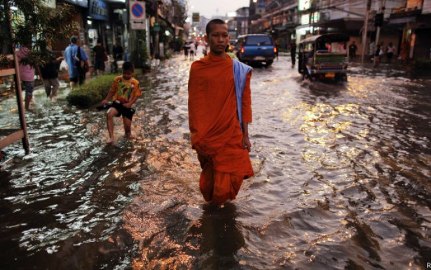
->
<box><xmin>188</xmin><ymin>0</ymin><xmax>250</xmax><ymax>18</ymax></box>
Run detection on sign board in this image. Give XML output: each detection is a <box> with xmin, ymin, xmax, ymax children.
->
<box><xmin>131</xmin><ymin>21</ymin><xmax>146</xmax><ymax>30</ymax></box>
<box><xmin>42</xmin><ymin>0</ymin><xmax>56</xmax><ymax>8</ymax></box>
<box><xmin>64</xmin><ymin>0</ymin><xmax>87</xmax><ymax>8</ymax></box>
<box><xmin>192</xmin><ymin>12</ymin><xmax>200</xmax><ymax>22</ymax></box>
<box><xmin>130</xmin><ymin>1</ymin><xmax>146</xmax><ymax>22</ymax></box>
<box><xmin>89</xmin><ymin>0</ymin><xmax>108</xmax><ymax>21</ymax></box>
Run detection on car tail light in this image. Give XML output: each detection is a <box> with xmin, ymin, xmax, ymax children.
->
<box><xmin>274</xmin><ymin>47</ymin><xmax>277</xmax><ymax>53</ymax></box>
<box><xmin>240</xmin><ymin>47</ymin><xmax>244</xmax><ymax>53</ymax></box>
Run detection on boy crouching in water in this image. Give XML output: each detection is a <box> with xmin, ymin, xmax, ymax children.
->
<box><xmin>100</xmin><ymin>62</ymin><xmax>141</xmax><ymax>143</ymax></box>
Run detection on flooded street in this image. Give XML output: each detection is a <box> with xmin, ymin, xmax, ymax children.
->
<box><xmin>1</xmin><ymin>55</ymin><xmax>431</xmax><ymax>269</ymax></box>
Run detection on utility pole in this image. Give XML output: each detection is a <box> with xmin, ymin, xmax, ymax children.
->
<box><xmin>361</xmin><ymin>0</ymin><xmax>371</xmax><ymax>64</ymax></box>
<box><xmin>153</xmin><ymin>0</ymin><xmax>160</xmax><ymax>58</ymax></box>
<box><xmin>373</xmin><ymin>0</ymin><xmax>386</xmax><ymax>66</ymax></box>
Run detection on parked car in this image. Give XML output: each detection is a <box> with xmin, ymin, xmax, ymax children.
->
<box><xmin>236</xmin><ymin>34</ymin><xmax>276</xmax><ymax>66</ymax></box>
<box><xmin>298</xmin><ymin>33</ymin><xmax>349</xmax><ymax>81</ymax></box>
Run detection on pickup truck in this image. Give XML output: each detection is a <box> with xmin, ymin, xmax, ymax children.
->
<box><xmin>236</xmin><ymin>34</ymin><xmax>276</xmax><ymax>66</ymax></box>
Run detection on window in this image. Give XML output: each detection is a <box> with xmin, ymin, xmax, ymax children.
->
<box><xmin>245</xmin><ymin>36</ymin><xmax>273</xmax><ymax>45</ymax></box>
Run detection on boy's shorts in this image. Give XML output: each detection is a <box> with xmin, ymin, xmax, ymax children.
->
<box><xmin>111</xmin><ymin>101</ymin><xmax>135</xmax><ymax>120</ymax></box>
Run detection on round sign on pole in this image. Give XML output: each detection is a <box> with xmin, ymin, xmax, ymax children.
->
<box><xmin>130</xmin><ymin>1</ymin><xmax>145</xmax><ymax>22</ymax></box>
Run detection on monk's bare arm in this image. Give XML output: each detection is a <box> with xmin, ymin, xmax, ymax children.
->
<box><xmin>242</xmin><ymin>122</ymin><xmax>251</xmax><ymax>151</ymax></box>
<box><xmin>242</xmin><ymin>72</ymin><xmax>252</xmax><ymax>151</ymax></box>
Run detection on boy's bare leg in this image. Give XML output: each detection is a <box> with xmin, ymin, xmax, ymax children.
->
<box><xmin>123</xmin><ymin>117</ymin><xmax>132</xmax><ymax>139</ymax></box>
<box><xmin>106</xmin><ymin>108</ymin><xmax>118</xmax><ymax>143</ymax></box>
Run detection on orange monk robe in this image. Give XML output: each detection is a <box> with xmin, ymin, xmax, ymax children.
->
<box><xmin>188</xmin><ymin>54</ymin><xmax>254</xmax><ymax>204</ymax></box>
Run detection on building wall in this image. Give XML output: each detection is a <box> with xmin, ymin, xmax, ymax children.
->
<box><xmin>423</xmin><ymin>0</ymin><xmax>431</xmax><ymax>13</ymax></box>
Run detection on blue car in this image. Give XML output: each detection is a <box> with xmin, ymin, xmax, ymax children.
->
<box><xmin>236</xmin><ymin>34</ymin><xmax>276</xmax><ymax>66</ymax></box>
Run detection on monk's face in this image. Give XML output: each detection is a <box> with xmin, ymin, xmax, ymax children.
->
<box><xmin>205</xmin><ymin>23</ymin><xmax>229</xmax><ymax>55</ymax></box>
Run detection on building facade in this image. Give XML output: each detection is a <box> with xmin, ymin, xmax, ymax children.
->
<box><xmin>245</xmin><ymin>0</ymin><xmax>431</xmax><ymax>60</ymax></box>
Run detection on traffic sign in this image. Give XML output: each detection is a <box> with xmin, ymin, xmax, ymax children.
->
<box><xmin>131</xmin><ymin>20</ymin><xmax>146</xmax><ymax>30</ymax></box>
<box><xmin>130</xmin><ymin>1</ymin><xmax>145</xmax><ymax>22</ymax></box>
<box><xmin>192</xmin><ymin>12</ymin><xmax>200</xmax><ymax>22</ymax></box>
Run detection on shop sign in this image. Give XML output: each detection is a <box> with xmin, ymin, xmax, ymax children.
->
<box><xmin>89</xmin><ymin>0</ymin><xmax>108</xmax><ymax>21</ymax></box>
<box><xmin>298</xmin><ymin>0</ymin><xmax>311</xmax><ymax>11</ymax></box>
<box><xmin>64</xmin><ymin>0</ymin><xmax>88</xmax><ymax>8</ymax></box>
<box><xmin>42</xmin><ymin>0</ymin><xmax>56</xmax><ymax>8</ymax></box>
<box><xmin>192</xmin><ymin>12</ymin><xmax>199</xmax><ymax>22</ymax></box>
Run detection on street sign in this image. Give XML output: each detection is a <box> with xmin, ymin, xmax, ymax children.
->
<box><xmin>130</xmin><ymin>1</ymin><xmax>145</xmax><ymax>22</ymax></box>
<box><xmin>131</xmin><ymin>21</ymin><xmax>146</xmax><ymax>30</ymax></box>
<box><xmin>192</xmin><ymin>12</ymin><xmax>200</xmax><ymax>22</ymax></box>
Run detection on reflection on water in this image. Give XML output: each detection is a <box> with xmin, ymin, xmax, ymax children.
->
<box><xmin>1</xmin><ymin>56</ymin><xmax>431</xmax><ymax>269</ymax></box>
<box><xmin>193</xmin><ymin>203</ymin><xmax>245</xmax><ymax>269</ymax></box>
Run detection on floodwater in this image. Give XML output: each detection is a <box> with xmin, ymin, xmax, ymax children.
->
<box><xmin>0</xmin><ymin>56</ymin><xmax>430</xmax><ymax>269</ymax></box>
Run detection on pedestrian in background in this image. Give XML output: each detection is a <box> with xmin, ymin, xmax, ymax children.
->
<box><xmin>188</xmin><ymin>19</ymin><xmax>254</xmax><ymax>206</ymax></box>
<box><xmin>290</xmin><ymin>41</ymin><xmax>296</xmax><ymax>68</ymax></box>
<box><xmin>39</xmin><ymin>46</ymin><xmax>63</xmax><ymax>101</ymax></box>
<box><xmin>188</xmin><ymin>41</ymin><xmax>196</xmax><ymax>60</ymax></box>
<box><xmin>386</xmin><ymin>42</ymin><xmax>395</xmax><ymax>63</ymax></box>
<box><xmin>349</xmin><ymin>40</ymin><xmax>357</xmax><ymax>60</ymax></box>
<box><xmin>17</xmin><ymin>41</ymin><xmax>35</xmax><ymax>111</ymax></box>
<box><xmin>369</xmin><ymin>40</ymin><xmax>375</xmax><ymax>62</ymax></box>
<box><xmin>93</xmin><ymin>39</ymin><xmax>107</xmax><ymax>75</ymax></box>
<box><xmin>399</xmin><ymin>39</ymin><xmax>410</xmax><ymax>64</ymax></box>
<box><xmin>112</xmin><ymin>39</ymin><xmax>124</xmax><ymax>73</ymax></box>
<box><xmin>275</xmin><ymin>39</ymin><xmax>280</xmax><ymax>60</ymax></box>
<box><xmin>374</xmin><ymin>44</ymin><xmax>383</xmax><ymax>67</ymax></box>
<box><xmin>100</xmin><ymin>62</ymin><xmax>141</xmax><ymax>144</ymax></box>
<box><xmin>183</xmin><ymin>42</ymin><xmax>189</xmax><ymax>60</ymax></box>
<box><xmin>64</xmin><ymin>36</ymin><xmax>89</xmax><ymax>89</ymax></box>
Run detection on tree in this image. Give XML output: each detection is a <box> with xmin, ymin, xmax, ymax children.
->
<box><xmin>170</xmin><ymin>0</ymin><xmax>187</xmax><ymax>27</ymax></box>
<box><xmin>0</xmin><ymin>0</ymin><xmax>77</xmax><ymax>66</ymax></box>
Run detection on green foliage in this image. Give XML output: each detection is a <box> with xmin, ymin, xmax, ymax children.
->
<box><xmin>0</xmin><ymin>0</ymin><xmax>77</xmax><ymax>67</ymax></box>
<box><xmin>130</xmin><ymin>30</ymin><xmax>150</xmax><ymax>69</ymax></box>
<box><xmin>66</xmin><ymin>75</ymin><xmax>117</xmax><ymax>108</ymax></box>
<box><xmin>170</xmin><ymin>0</ymin><xmax>187</xmax><ymax>26</ymax></box>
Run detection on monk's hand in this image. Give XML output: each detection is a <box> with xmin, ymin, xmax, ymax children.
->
<box><xmin>197</xmin><ymin>150</ymin><xmax>211</xmax><ymax>169</ymax></box>
<box><xmin>242</xmin><ymin>134</ymin><xmax>251</xmax><ymax>152</ymax></box>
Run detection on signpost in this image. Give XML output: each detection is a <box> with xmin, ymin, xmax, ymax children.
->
<box><xmin>130</xmin><ymin>1</ymin><xmax>146</xmax><ymax>30</ymax></box>
<box><xmin>192</xmin><ymin>12</ymin><xmax>200</xmax><ymax>23</ymax></box>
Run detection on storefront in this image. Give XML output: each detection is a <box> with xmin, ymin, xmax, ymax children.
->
<box><xmin>87</xmin><ymin>0</ymin><xmax>109</xmax><ymax>48</ymax></box>
<box><xmin>63</xmin><ymin>0</ymin><xmax>89</xmax><ymax>45</ymax></box>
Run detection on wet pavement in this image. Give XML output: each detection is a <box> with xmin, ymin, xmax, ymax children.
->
<box><xmin>0</xmin><ymin>55</ymin><xmax>431</xmax><ymax>269</ymax></box>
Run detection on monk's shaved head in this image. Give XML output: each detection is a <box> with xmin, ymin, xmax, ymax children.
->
<box><xmin>206</xmin><ymin>19</ymin><xmax>226</xmax><ymax>35</ymax></box>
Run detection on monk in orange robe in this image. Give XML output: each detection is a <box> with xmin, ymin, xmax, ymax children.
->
<box><xmin>188</xmin><ymin>19</ymin><xmax>254</xmax><ymax>205</ymax></box>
